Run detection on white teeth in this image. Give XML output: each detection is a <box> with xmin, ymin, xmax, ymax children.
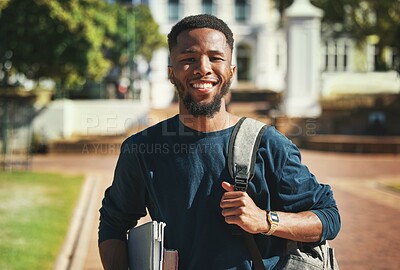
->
<box><xmin>192</xmin><ymin>83</ymin><xmax>213</xmax><ymax>89</ymax></box>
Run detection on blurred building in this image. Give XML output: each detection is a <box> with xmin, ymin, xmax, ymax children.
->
<box><xmin>135</xmin><ymin>0</ymin><xmax>287</xmax><ymax>97</ymax></box>
<box><xmin>119</xmin><ymin>0</ymin><xmax>398</xmax><ymax>107</ymax></box>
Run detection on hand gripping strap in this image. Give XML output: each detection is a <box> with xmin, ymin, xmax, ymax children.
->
<box><xmin>228</xmin><ymin>117</ymin><xmax>267</xmax><ymax>191</ymax></box>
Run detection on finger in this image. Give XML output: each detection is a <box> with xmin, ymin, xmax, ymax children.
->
<box><xmin>221</xmin><ymin>189</ymin><xmax>248</xmax><ymax>202</ymax></box>
<box><xmin>222</xmin><ymin>181</ymin><xmax>234</xmax><ymax>192</ymax></box>
<box><xmin>223</xmin><ymin>215</ymin><xmax>241</xmax><ymax>225</ymax></box>
<box><xmin>220</xmin><ymin>199</ymin><xmax>237</xmax><ymax>210</ymax></box>
<box><xmin>220</xmin><ymin>196</ymin><xmax>246</xmax><ymax>209</ymax></box>
<box><xmin>221</xmin><ymin>207</ymin><xmax>243</xmax><ymax>217</ymax></box>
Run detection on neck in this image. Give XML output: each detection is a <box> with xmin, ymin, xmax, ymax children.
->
<box><xmin>178</xmin><ymin>99</ymin><xmax>240</xmax><ymax>132</ymax></box>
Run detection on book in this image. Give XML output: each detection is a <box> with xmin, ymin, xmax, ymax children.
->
<box><xmin>128</xmin><ymin>221</ymin><xmax>166</xmax><ymax>270</ymax></box>
<box><xmin>128</xmin><ymin>221</ymin><xmax>179</xmax><ymax>270</ymax></box>
<box><xmin>163</xmin><ymin>249</ymin><xmax>179</xmax><ymax>270</ymax></box>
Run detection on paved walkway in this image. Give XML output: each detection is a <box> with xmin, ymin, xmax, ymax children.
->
<box><xmin>31</xmin><ymin>102</ymin><xmax>400</xmax><ymax>270</ymax></box>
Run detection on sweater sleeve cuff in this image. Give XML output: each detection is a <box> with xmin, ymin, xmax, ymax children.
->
<box><xmin>98</xmin><ymin>220</ymin><xmax>128</xmax><ymax>246</ymax></box>
<box><xmin>311</xmin><ymin>206</ymin><xmax>341</xmax><ymax>243</ymax></box>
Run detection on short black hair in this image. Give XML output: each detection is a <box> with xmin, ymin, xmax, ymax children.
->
<box><xmin>168</xmin><ymin>14</ymin><xmax>234</xmax><ymax>52</ymax></box>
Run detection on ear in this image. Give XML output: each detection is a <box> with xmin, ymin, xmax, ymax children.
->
<box><xmin>168</xmin><ymin>66</ymin><xmax>175</xmax><ymax>84</ymax></box>
<box><xmin>230</xmin><ymin>65</ymin><xmax>236</xmax><ymax>79</ymax></box>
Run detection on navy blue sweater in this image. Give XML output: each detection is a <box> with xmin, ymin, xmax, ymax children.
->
<box><xmin>99</xmin><ymin>115</ymin><xmax>340</xmax><ymax>269</ymax></box>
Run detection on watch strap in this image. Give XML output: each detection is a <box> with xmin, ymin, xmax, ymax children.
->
<box><xmin>263</xmin><ymin>211</ymin><xmax>279</xmax><ymax>236</ymax></box>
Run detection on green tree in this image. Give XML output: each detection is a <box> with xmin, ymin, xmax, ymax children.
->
<box><xmin>131</xmin><ymin>4</ymin><xmax>167</xmax><ymax>62</ymax></box>
<box><xmin>0</xmin><ymin>0</ymin><xmax>116</xmax><ymax>94</ymax></box>
<box><xmin>0</xmin><ymin>1</ymin><xmax>166</xmax><ymax>96</ymax></box>
<box><xmin>0</xmin><ymin>0</ymin><xmax>10</xmax><ymax>10</ymax></box>
<box><xmin>107</xmin><ymin>4</ymin><xmax>166</xmax><ymax>78</ymax></box>
<box><xmin>341</xmin><ymin>0</ymin><xmax>400</xmax><ymax>71</ymax></box>
<box><xmin>274</xmin><ymin>0</ymin><xmax>400</xmax><ymax>71</ymax></box>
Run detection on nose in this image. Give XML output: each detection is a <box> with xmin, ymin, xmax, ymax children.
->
<box><xmin>194</xmin><ymin>56</ymin><xmax>212</xmax><ymax>76</ymax></box>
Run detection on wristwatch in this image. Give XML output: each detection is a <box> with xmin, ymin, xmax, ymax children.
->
<box><xmin>262</xmin><ymin>211</ymin><xmax>279</xmax><ymax>236</ymax></box>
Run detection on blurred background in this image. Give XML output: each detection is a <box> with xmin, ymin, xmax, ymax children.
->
<box><xmin>0</xmin><ymin>0</ymin><xmax>399</xmax><ymax>158</ymax></box>
<box><xmin>0</xmin><ymin>0</ymin><xmax>399</xmax><ymax>269</ymax></box>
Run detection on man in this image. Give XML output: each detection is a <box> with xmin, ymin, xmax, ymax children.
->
<box><xmin>98</xmin><ymin>14</ymin><xmax>340</xmax><ymax>269</ymax></box>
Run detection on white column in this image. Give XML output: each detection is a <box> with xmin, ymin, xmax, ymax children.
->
<box><xmin>217</xmin><ymin>0</ymin><xmax>234</xmax><ymax>24</ymax></box>
<box><xmin>149</xmin><ymin>0</ymin><xmax>167</xmax><ymax>25</ymax></box>
<box><xmin>252</xmin><ymin>0</ymin><xmax>270</xmax><ymax>90</ymax></box>
<box><xmin>250</xmin><ymin>0</ymin><xmax>268</xmax><ymax>24</ymax></box>
<box><xmin>255</xmin><ymin>28</ymin><xmax>268</xmax><ymax>88</ymax></box>
<box><xmin>182</xmin><ymin>0</ymin><xmax>201</xmax><ymax>17</ymax></box>
<box><xmin>282</xmin><ymin>0</ymin><xmax>323</xmax><ymax>118</ymax></box>
<box><xmin>149</xmin><ymin>48</ymin><xmax>175</xmax><ymax>108</ymax></box>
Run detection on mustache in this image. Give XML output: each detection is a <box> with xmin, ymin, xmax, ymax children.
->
<box><xmin>189</xmin><ymin>76</ymin><xmax>219</xmax><ymax>83</ymax></box>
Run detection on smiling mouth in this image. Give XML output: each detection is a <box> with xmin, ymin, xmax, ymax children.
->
<box><xmin>190</xmin><ymin>79</ymin><xmax>219</xmax><ymax>91</ymax></box>
<box><xmin>191</xmin><ymin>82</ymin><xmax>214</xmax><ymax>89</ymax></box>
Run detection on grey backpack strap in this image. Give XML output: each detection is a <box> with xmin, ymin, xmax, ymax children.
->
<box><xmin>227</xmin><ymin>117</ymin><xmax>268</xmax><ymax>270</ymax></box>
<box><xmin>228</xmin><ymin>117</ymin><xmax>267</xmax><ymax>191</ymax></box>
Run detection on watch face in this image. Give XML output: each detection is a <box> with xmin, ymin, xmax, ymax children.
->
<box><xmin>271</xmin><ymin>212</ymin><xmax>279</xmax><ymax>223</ymax></box>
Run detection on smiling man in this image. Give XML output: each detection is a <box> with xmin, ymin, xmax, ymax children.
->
<box><xmin>167</xmin><ymin>17</ymin><xmax>239</xmax><ymax>128</ymax></box>
<box><xmin>98</xmin><ymin>14</ymin><xmax>340</xmax><ymax>270</ymax></box>
<box><xmin>168</xmin><ymin>25</ymin><xmax>234</xmax><ymax>120</ymax></box>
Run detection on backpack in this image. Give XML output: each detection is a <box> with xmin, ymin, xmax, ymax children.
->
<box><xmin>227</xmin><ymin>117</ymin><xmax>339</xmax><ymax>270</ymax></box>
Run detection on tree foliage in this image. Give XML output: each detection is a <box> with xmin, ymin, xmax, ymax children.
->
<box><xmin>0</xmin><ymin>0</ymin><xmax>166</xmax><ymax>92</ymax></box>
<box><xmin>274</xmin><ymin>0</ymin><xmax>400</xmax><ymax>71</ymax></box>
<box><xmin>106</xmin><ymin>3</ymin><xmax>166</xmax><ymax>83</ymax></box>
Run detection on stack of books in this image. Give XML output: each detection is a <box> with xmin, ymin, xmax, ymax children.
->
<box><xmin>128</xmin><ymin>221</ymin><xmax>178</xmax><ymax>270</ymax></box>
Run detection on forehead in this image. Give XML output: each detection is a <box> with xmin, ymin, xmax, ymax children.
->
<box><xmin>172</xmin><ymin>28</ymin><xmax>231</xmax><ymax>54</ymax></box>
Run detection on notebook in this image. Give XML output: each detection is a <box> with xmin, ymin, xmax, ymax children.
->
<box><xmin>128</xmin><ymin>221</ymin><xmax>166</xmax><ymax>270</ymax></box>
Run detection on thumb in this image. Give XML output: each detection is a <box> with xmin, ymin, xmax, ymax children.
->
<box><xmin>222</xmin><ymin>181</ymin><xmax>234</xmax><ymax>192</ymax></box>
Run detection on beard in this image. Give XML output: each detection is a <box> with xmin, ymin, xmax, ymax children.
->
<box><xmin>174</xmin><ymin>78</ymin><xmax>231</xmax><ymax>118</ymax></box>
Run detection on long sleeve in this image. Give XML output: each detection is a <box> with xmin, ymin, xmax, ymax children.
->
<box><xmin>98</xmin><ymin>140</ymin><xmax>148</xmax><ymax>245</ymax></box>
<box><xmin>261</xmin><ymin>128</ymin><xmax>341</xmax><ymax>242</ymax></box>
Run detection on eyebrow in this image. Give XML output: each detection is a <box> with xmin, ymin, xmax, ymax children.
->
<box><xmin>179</xmin><ymin>49</ymin><xmax>225</xmax><ymax>54</ymax></box>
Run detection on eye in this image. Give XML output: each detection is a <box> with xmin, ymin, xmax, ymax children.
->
<box><xmin>210</xmin><ymin>57</ymin><xmax>224</xmax><ymax>62</ymax></box>
<box><xmin>181</xmin><ymin>58</ymin><xmax>196</xmax><ymax>63</ymax></box>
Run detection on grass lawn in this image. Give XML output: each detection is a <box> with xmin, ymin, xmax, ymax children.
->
<box><xmin>0</xmin><ymin>171</ymin><xmax>84</xmax><ymax>270</ymax></box>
